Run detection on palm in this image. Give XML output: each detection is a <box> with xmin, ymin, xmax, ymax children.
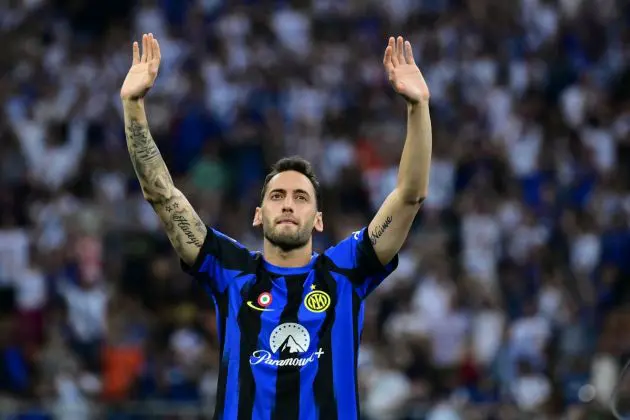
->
<box><xmin>120</xmin><ymin>33</ymin><xmax>161</xmax><ymax>100</ymax></box>
<box><xmin>383</xmin><ymin>37</ymin><xmax>430</xmax><ymax>104</ymax></box>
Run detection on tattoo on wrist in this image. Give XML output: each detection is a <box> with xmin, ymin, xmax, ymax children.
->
<box><xmin>370</xmin><ymin>216</ymin><xmax>393</xmax><ymax>245</ymax></box>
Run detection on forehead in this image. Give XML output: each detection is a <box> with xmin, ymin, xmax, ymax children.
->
<box><xmin>265</xmin><ymin>170</ymin><xmax>316</xmax><ymax>197</ymax></box>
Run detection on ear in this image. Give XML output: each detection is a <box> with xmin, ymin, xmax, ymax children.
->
<box><xmin>313</xmin><ymin>211</ymin><xmax>323</xmax><ymax>232</ymax></box>
<box><xmin>252</xmin><ymin>207</ymin><xmax>263</xmax><ymax>227</ymax></box>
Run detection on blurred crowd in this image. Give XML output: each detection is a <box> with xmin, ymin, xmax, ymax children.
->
<box><xmin>1</xmin><ymin>0</ymin><xmax>630</xmax><ymax>419</ymax></box>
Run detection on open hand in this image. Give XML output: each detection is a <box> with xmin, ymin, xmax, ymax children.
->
<box><xmin>383</xmin><ymin>36</ymin><xmax>430</xmax><ymax>104</ymax></box>
<box><xmin>120</xmin><ymin>33</ymin><xmax>161</xmax><ymax>101</ymax></box>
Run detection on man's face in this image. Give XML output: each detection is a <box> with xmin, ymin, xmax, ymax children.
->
<box><xmin>253</xmin><ymin>170</ymin><xmax>323</xmax><ymax>252</ymax></box>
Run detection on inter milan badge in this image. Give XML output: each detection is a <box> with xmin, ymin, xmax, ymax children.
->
<box><xmin>257</xmin><ymin>292</ymin><xmax>272</xmax><ymax>308</ymax></box>
<box><xmin>304</xmin><ymin>285</ymin><xmax>331</xmax><ymax>313</ymax></box>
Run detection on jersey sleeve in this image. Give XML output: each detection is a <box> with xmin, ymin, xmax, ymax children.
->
<box><xmin>323</xmin><ymin>227</ymin><xmax>399</xmax><ymax>299</ymax></box>
<box><xmin>180</xmin><ymin>227</ymin><xmax>253</xmax><ymax>295</ymax></box>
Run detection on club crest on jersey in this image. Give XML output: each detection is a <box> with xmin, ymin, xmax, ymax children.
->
<box><xmin>304</xmin><ymin>285</ymin><xmax>331</xmax><ymax>313</ymax></box>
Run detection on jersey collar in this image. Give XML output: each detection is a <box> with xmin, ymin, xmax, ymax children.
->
<box><xmin>261</xmin><ymin>253</ymin><xmax>319</xmax><ymax>275</ymax></box>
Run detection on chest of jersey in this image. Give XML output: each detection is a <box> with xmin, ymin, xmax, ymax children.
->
<box><xmin>232</xmin><ymin>271</ymin><xmax>338</xmax><ymax>366</ymax></box>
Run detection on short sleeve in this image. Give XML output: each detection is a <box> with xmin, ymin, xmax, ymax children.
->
<box><xmin>181</xmin><ymin>227</ymin><xmax>253</xmax><ymax>294</ymax></box>
<box><xmin>323</xmin><ymin>228</ymin><xmax>399</xmax><ymax>299</ymax></box>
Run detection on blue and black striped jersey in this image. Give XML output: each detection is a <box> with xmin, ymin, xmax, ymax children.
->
<box><xmin>181</xmin><ymin>227</ymin><xmax>398</xmax><ymax>420</ymax></box>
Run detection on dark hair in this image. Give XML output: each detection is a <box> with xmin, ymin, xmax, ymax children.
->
<box><xmin>260</xmin><ymin>156</ymin><xmax>321</xmax><ymax>209</ymax></box>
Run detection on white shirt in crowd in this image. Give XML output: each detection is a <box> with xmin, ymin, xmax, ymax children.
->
<box><xmin>429</xmin><ymin>311</ymin><xmax>469</xmax><ymax>367</ymax></box>
<box><xmin>319</xmin><ymin>139</ymin><xmax>355</xmax><ymax>186</ymax></box>
<box><xmin>270</xmin><ymin>7</ymin><xmax>311</xmax><ymax>58</ymax></box>
<box><xmin>581</xmin><ymin>126</ymin><xmax>616</xmax><ymax>174</ymax></box>
<box><xmin>508</xmin><ymin>222</ymin><xmax>548</xmax><ymax>263</ymax></box>
<box><xmin>485</xmin><ymin>86</ymin><xmax>512</xmax><ymax>139</ymax></box>
<box><xmin>16</xmin><ymin>267</ymin><xmax>47</xmax><ymax>311</ymax></box>
<box><xmin>170</xmin><ymin>328</ymin><xmax>205</xmax><ymax>367</ymax></box>
<box><xmin>412</xmin><ymin>273</ymin><xmax>454</xmax><ymax>321</ymax></box>
<box><xmin>510</xmin><ymin>314</ymin><xmax>551</xmax><ymax>359</ymax></box>
<box><xmin>560</xmin><ymin>82</ymin><xmax>589</xmax><ymax>129</ymax></box>
<box><xmin>426</xmin><ymin>402</ymin><xmax>462</xmax><ymax>420</ymax></box>
<box><xmin>570</xmin><ymin>232</ymin><xmax>601</xmax><ymax>275</ymax></box>
<box><xmin>511</xmin><ymin>373</ymin><xmax>551</xmax><ymax>412</ymax></box>
<box><xmin>461</xmin><ymin>212</ymin><xmax>500</xmax><ymax>286</ymax></box>
<box><xmin>472</xmin><ymin>309</ymin><xmax>505</xmax><ymax>365</ymax></box>
<box><xmin>502</xmin><ymin>118</ymin><xmax>543</xmax><ymax>178</ymax></box>
<box><xmin>426</xmin><ymin>158</ymin><xmax>456</xmax><ymax>211</ymax></box>
<box><xmin>497</xmin><ymin>200</ymin><xmax>525</xmax><ymax>234</ymax></box>
<box><xmin>58</xmin><ymin>281</ymin><xmax>109</xmax><ymax>342</ymax></box>
<box><xmin>537</xmin><ymin>284</ymin><xmax>565</xmax><ymax>323</ymax></box>
<box><xmin>0</xmin><ymin>229</ymin><xmax>29</xmax><ymax>285</ymax></box>
<box><xmin>364</xmin><ymin>367</ymin><xmax>411</xmax><ymax>420</ymax></box>
<box><xmin>7</xmin><ymin>110</ymin><xmax>87</xmax><ymax>191</ymax></box>
<box><xmin>592</xmin><ymin>354</ymin><xmax>619</xmax><ymax>406</ymax></box>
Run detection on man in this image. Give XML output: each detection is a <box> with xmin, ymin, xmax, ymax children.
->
<box><xmin>120</xmin><ymin>33</ymin><xmax>431</xmax><ymax>420</ymax></box>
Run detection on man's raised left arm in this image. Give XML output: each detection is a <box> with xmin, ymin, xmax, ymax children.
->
<box><xmin>369</xmin><ymin>36</ymin><xmax>432</xmax><ymax>265</ymax></box>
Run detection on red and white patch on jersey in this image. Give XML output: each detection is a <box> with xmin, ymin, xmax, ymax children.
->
<box><xmin>257</xmin><ymin>292</ymin><xmax>272</xmax><ymax>307</ymax></box>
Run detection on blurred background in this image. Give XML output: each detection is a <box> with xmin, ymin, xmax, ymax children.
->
<box><xmin>1</xmin><ymin>0</ymin><xmax>630</xmax><ymax>419</ymax></box>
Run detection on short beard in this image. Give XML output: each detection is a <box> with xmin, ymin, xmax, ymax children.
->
<box><xmin>263</xmin><ymin>226</ymin><xmax>310</xmax><ymax>253</ymax></box>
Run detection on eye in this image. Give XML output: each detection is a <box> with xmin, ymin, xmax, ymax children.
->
<box><xmin>296</xmin><ymin>195</ymin><xmax>308</xmax><ymax>202</ymax></box>
<box><xmin>270</xmin><ymin>193</ymin><xmax>282</xmax><ymax>200</ymax></box>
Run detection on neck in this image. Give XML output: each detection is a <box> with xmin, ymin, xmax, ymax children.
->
<box><xmin>263</xmin><ymin>239</ymin><xmax>313</xmax><ymax>268</ymax></box>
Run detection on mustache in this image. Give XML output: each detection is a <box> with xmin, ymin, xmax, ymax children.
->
<box><xmin>275</xmin><ymin>216</ymin><xmax>298</xmax><ymax>225</ymax></box>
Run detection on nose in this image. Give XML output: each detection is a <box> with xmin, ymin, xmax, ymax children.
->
<box><xmin>282</xmin><ymin>196</ymin><xmax>295</xmax><ymax>213</ymax></box>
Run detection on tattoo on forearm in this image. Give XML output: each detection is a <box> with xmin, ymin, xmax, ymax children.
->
<box><xmin>370</xmin><ymin>216</ymin><xmax>393</xmax><ymax>245</ymax></box>
<box><xmin>125</xmin><ymin>118</ymin><xmax>173</xmax><ymax>200</ymax></box>
<box><xmin>156</xmin><ymin>192</ymin><xmax>207</xmax><ymax>256</ymax></box>
<box><xmin>125</xmin><ymin>117</ymin><xmax>206</xmax><ymax>263</ymax></box>
<box><xmin>172</xmin><ymin>214</ymin><xmax>204</xmax><ymax>248</ymax></box>
<box><xmin>127</xmin><ymin>119</ymin><xmax>160</xmax><ymax>162</ymax></box>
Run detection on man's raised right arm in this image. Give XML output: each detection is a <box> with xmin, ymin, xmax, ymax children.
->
<box><xmin>120</xmin><ymin>34</ymin><xmax>205</xmax><ymax>266</ymax></box>
<box><xmin>123</xmin><ymin>99</ymin><xmax>206</xmax><ymax>266</ymax></box>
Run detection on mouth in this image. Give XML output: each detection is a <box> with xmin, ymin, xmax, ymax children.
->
<box><xmin>276</xmin><ymin>219</ymin><xmax>298</xmax><ymax>226</ymax></box>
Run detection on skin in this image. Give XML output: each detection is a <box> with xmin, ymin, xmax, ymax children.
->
<box><xmin>120</xmin><ymin>34</ymin><xmax>206</xmax><ymax>267</ymax></box>
<box><xmin>252</xmin><ymin>170</ymin><xmax>323</xmax><ymax>267</ymax></box>
<box><xmin>120</xmin><ymin>33</ymin><xmax>432</xmax><ymax>269</ymax></box>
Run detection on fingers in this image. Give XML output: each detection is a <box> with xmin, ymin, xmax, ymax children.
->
<box><xmin>390</xmin><ymin>36</ymin><xmax>399</xmax><ymax>67</ymax></box>
<box><xmin>396</xmin><ymin>36</ymin><xmax>404</xmax><ymax>64</ymax></box>
<box><xmin>153</xmin><ymin>38</ymin><xmax>161</xmax><ymax>62</ymax></box>
<box><xmin>147</xmin><ymin>33</ymin><xmax>155</xmax><ymax>61</ymax></box>
<box><xmin>387</xmin><ymin>36</ymin><xmax>415</xmax><ymax>67</ymax></box>
<box><xmin>135</xmin><ymin>33</ymin><xmax>160</xmax><ymax>65</ymax></box>
<box><xmin>132</xmin><ymin>42</ymin><xmax>140</xmax><ymax>65</ymax></box>
<box><xmin>404</xmin><ymin>40</ymin><xmax>415</xmax><ymax>65</ymax></box>
<box><xmin>141</xmin><ymin>34</ymin><xmax>148</xmax><ymax>63</ymax></box>
<box><xmin>383</xmin><ymin>37</ymin><xmax>394</xmax><ymax>72</ymax></box>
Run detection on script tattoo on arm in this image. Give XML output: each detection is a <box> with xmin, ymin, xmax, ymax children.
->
<box><xmin>125</xmin><ymin>117</ymin><xmax>206</xmax><ymax>265</ymax></box>
<box><xmin>159</xmin><ymin>190</ymin><xmax>207</xmax><ymax>261</ymax></box>
<box><xmin>369</xmin><ymin>215</ymin><xmax>393</xmax><ymax>245</ymax></box>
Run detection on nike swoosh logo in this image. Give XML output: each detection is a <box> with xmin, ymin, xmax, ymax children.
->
<box><xmin>247</xmin><ymin>301</ymin><xmax>274</xmax><ymax>312</ymax></box>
